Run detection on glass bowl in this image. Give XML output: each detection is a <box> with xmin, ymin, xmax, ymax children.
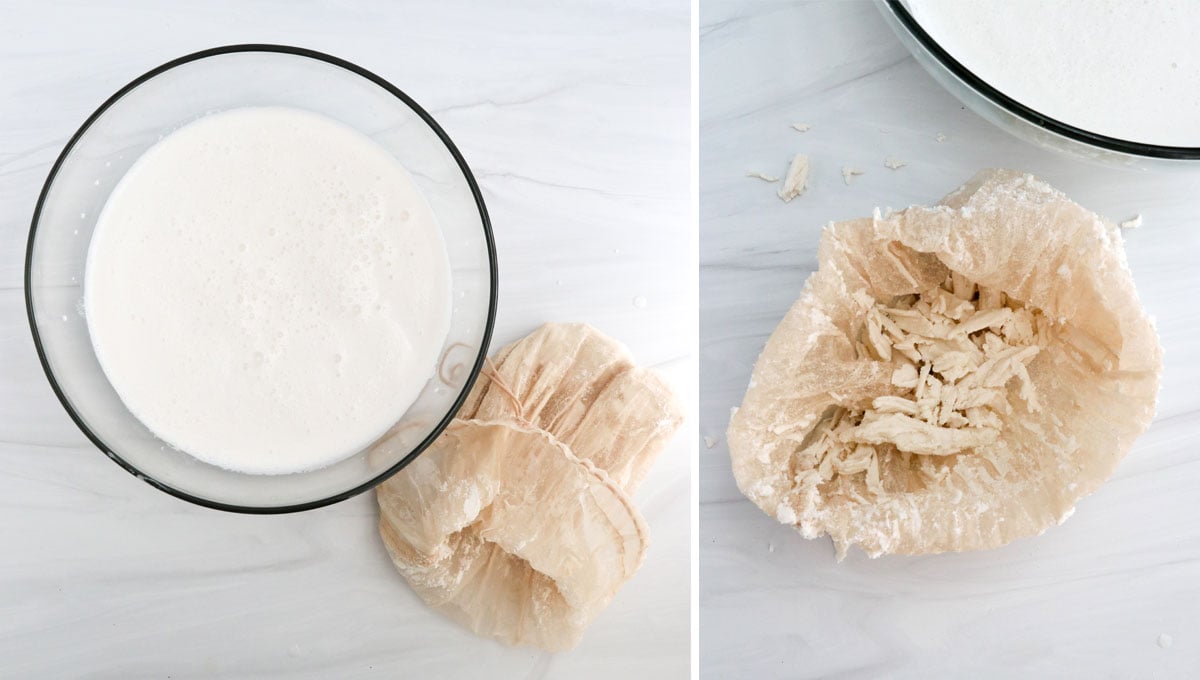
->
<box><xmin>875</xmin><ymin>0</ymin><xmax>1200</xmax><ymax>167</ymax></box>
<box><xmin>25</xmin><ymin>45</ymin><xmax>497</xmax><ymax>513</ymax></box>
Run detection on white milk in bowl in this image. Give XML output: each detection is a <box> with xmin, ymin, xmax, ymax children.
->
<box><xmin>84</xmin><ymin>107</ymin><xmax>452</xmax><ymax>475</ymax></box>
<box><xmin>907</xmin><ymin>0</ymin><xmax>1200</xmax><ymax>147</ymax></box>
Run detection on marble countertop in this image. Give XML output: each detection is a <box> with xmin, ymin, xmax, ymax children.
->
<box><xmin>0</xmin><ymin>2</ymin><xmax>691</xmax><ymax>678</ymax></box>
<box><xmin>700</xmin><ymin>1</ymin><xmax>1200</xmax><ymax>678</ymax></box>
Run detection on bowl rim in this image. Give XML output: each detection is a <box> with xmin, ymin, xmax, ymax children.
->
<box><xmin>881</xmin><ymin>0</ymin><xmax>1200</xmax><ymax>160</ymax></box>
<box><xmin>24</xmin><ymin>43</ymin><xmax>498</xmax><ymax>514</ymax></box>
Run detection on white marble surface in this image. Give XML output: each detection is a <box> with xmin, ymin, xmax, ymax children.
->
<box><xmin>0</xmin><ymin>2</ymin><xmax>691</xmax><ymax>678</ymax></box>
<box><xmin>701</xmin><ymin>2</ymin><xmax>1200</xmax><ymax>678</ymax></box>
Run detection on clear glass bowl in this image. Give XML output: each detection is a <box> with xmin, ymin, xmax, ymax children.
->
<box><xmin>25</xmin><ymin>45</ymin><xmax>497</xmax><ymax>512</ymax></box>
<box><xmin>875</xmin><ymin>0</ymin><xmax>1200</xmax><ymax>167</ymax></box>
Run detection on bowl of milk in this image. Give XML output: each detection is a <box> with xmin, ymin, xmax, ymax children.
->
<box><xmin>877</xmin><ymin>0</ymin><xmax>1200</xmax><ymax>164</ymax></box>
<box><xmin>25</xmin><ymin>45</ymin><xmax>497</xmax><ymax>511</ymax></box>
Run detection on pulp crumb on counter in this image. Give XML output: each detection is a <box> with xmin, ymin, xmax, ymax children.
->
<box><xmin>777</xmin><ymin>154</ymin><xmax>810</xmax><ymax>202</ymax></box>
<box><xmin>936</xmin><ymin>132</ymin><xmax>947</xmax><ymax>143</ymax></box>
<box><xmin>1120</xmin><ymin>214</ymin><xmax>1143</xmax><ymax>229</ymax></box>
<box><xmin>791</xmin><ymin>122</ymin><xmax>812</xmax><ymax>132</ymax></box>
<box><xmin>767</xmin><ymin>542</ymin><xmax>775</xmax><ymax>553</ymax></box>
<box><xmin>1158</xmin><ymin>634</ymin><xmax>1174</xmax><ymax>649</ymax></box>
<box><xmin>841</xmin><ymin>166</ymin><xmax>865</xmax><ymax>185</ymax></box>
<box><xmin>884</xmin><ymin>157</ymin><xmax>907</xmax><ymax>170</ymax></box>
<box><xmin>704</xmin><ymin>436</ymin><xmax>719</xmax><ymax>449</ymax></box>
<box><xmin>633</xmin><ymin>295</ymin><xmax>648</xmax><ymax>309</ymax></box>
<box><xmin>747</xmin><ymin>171</ymin><xmax>780</xmax><ymax>183</ymax></box>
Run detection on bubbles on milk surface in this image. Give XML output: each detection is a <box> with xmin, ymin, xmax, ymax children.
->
<box><xmin>84</xmin><ymin>106</ymin><xmax>454</xmax><ymax>474</ymax></box>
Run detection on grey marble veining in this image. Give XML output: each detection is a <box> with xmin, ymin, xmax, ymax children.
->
<box><xmin>701</xmin><ymin>1</ymin><xmax>1200</xmax><ymax>678</ymax></box>
<box><xmin>0</xmin><ymin>2</ymin><xmax>690</xmax><ymax>678</ymax></box>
